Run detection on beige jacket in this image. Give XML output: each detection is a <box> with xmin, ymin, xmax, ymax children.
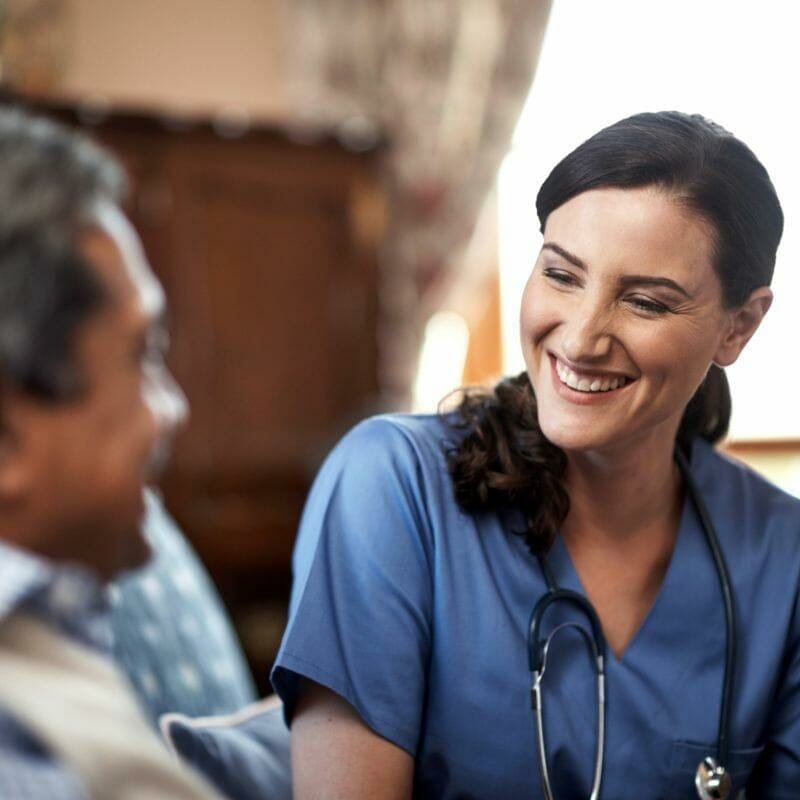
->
<box><xmin>0</xmin><ymin>613</ymin><xmax>219</xmax><ymax>799</ymax></box>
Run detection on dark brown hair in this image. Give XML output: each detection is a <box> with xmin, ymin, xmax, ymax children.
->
<box><xmin>446</xmin><ymin>112</ymin><xmax>783</xmax><ymax>555</ymax></box>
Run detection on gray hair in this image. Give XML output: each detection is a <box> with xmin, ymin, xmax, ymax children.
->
<box><xmin>0</xmin><ymin>106</ymin><xmax>127</xmax><ymax>400</ymax></box>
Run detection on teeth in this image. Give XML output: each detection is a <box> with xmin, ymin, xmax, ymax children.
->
<box><xmin>556</xmin><ymin>360</ymin><xmax>628</xmax><ymax>393</ymax></box>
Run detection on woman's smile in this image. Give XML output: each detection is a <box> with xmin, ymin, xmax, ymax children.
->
<box><xmin>549</xmin><ymin>353</ymin><xmax>636</xmax><ymax>403</ymax></box>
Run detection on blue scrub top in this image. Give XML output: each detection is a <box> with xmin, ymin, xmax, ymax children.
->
<box><xmin>272</xmin><ymin>414</ymin><xmax>800</xmax><ymax>799</ymax></box>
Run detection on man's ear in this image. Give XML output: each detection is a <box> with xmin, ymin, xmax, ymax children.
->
<box><xmin>0</xmin><ymin>395</ymin><xmax>33</xmax><ymax>503</ymax></box>
<box><xmin>713</xmin><ymin>286</ymin><xmax>773</xmax><ymax>368</ymax></box>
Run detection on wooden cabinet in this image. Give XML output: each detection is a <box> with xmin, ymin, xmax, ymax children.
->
<box><xmin>29</xmin><ymin>100</ymin><xmax>386</xmax><ymax>685</ymax></box>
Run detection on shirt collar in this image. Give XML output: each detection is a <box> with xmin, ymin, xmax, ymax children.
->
<box><xmin>0</xmin><ymin>540</ymin><xmax>112</xmax><ymax>652</ymax></box>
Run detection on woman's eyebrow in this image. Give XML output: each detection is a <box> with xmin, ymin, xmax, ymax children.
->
<box><xmin>542</xmin><ymin>242</ymin><xmax>692</xmax><ymax>298</ymax></box>
<box><xmin>618</xmin><ymin>274</ymin><xmax>691</xmax><ymax>298</ymax></box>
<box><xmin>542</xmin><ymin>242</ymin><xmax>586</xmax><ymax>270</ymax></box>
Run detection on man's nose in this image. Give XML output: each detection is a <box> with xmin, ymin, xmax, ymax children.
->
<box><xmin>561</xmin><ymin>295</ymin><xmax>613</xmax><ymax>363</ymax></box>
<box><xmin>146</xmin><ymin>366</ymin><xmax>189</xmax><ymax>436</ymax></box>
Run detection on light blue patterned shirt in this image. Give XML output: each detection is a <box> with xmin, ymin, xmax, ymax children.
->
<box><xmin>0</xmin><ymin>540</ymin><xmax>111</xmax><ymax>800</ymax></box>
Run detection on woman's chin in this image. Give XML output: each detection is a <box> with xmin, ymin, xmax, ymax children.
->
<box><xmin>538</xmin><ymin>416</ymin><xmax>619</xmax><ymax>453</ymax></box>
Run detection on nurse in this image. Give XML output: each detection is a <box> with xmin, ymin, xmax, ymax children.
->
<box><xmin>272</xmin><ymin>112</ymin><xmax>799</xmax><ymax>798</ymax></box>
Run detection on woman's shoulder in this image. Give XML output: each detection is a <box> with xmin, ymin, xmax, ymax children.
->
<box><xmin>299</xmin><ymin>413</ymin><xmax>467</xmax><ymax>542</ymax></box>
<box><xmin>331</xmin><ymin>412</ymin><xmax>464</xmax><ymax>476</ymax></box>
<box><xmin>695</xmin><ymin>439</ymin><xmax>800</xmax><ymax>514</ymax></box>
<box><xmin>693</xmin><ymin>438</ymin><xmax>800</xmax><ymax>560</ymax></box>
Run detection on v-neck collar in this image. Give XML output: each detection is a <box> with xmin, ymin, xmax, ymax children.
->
<box><xmin>525</xmin><ymin>440</ymin><xmax>731</xmax><ymax>765</ymax></box>
<box><xmin>540</xmin><ymin>442</ymin><xmax>720</xmax><ymax>670</ymax></box>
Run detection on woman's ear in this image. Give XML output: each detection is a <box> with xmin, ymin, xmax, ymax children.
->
<box><xmin>713</xmin><ymin>286</ymin><xmax>773</xmax><ymax>368</ymax></box>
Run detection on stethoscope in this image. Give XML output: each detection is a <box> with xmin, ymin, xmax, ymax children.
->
<box><xmin>527</xmin><ymin>447</ymin><xmax>736</xmax><ymax>800</ymax></box>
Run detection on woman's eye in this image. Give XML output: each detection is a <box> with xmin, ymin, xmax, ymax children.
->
<box><xmin>626</xmin><ymin>295</ymin><xmax>669</xmax><ymax>315</ymax></box>
<box><xmin>543</xmin><ymin>268</ymin><xmax>578</xmax><ymax>287</ymax></box>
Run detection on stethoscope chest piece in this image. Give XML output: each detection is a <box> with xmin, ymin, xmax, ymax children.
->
<box><xmin>695</xmin><ymin>756</ymin><xmax>731</xmax><ymax>799</ymax></box>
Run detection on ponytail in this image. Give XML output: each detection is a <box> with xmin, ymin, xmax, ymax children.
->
<box><xmin>677</xmin><ymin>364</ymin><xmax>731</xmax><ymax>448</ymax></box>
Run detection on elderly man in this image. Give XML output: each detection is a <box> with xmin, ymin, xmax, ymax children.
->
<box><xmin>0</xmin><ymin>108</ymin><xmax>218</xmax><ymax>798</ymax></box>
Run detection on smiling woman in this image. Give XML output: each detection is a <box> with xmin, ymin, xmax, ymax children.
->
<box><xmin>272</xmin><ymin>112</ymin><xmax>798</xmax><ymax>800</ymax></box>
<box><xmin>525</xmin><ymin>186</ymin><xmax>758</xmax><ymax>453</ymax></box>
<box><xmin>452</xmin><ymin>113</ymin><xmax>780</xmax><ymax>555</ymax></box>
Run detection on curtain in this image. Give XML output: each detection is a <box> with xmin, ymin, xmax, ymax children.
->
<box><xmin>279</xmin><ymin>0</ymin><xmax>552</xmax><ymax>406</ymax></box>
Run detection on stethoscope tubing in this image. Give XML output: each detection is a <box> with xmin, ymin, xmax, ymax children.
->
<box><xmin>532</xmin><ymin>675</ymin><xmax>605</xmax><ymax>800</ymax></box>
<box><xmin>529</xmin><ymin>590</ymin><xmax>606</xmax><ymax>799</ymax></box>
<box><xmin>528</xmin><ymin>445</ymin><xmax>735</xmax><ymax>798</ymax></box>
<box><xmin>674</xmin><ymin>447</ymin><xmax>737</xmax><ymax>770</ymax></box>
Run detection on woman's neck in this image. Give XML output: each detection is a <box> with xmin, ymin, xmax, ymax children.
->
<box><xmin>561</xmin><ymin>432</ymin><xmax>683</xmax><ymax>548</ymax></box>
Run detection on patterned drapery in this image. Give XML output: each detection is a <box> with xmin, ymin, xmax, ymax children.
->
<box><xmin>279</xmin><ymin>0</ymin><xmax>552</xmax><ymax>406</ymax></box>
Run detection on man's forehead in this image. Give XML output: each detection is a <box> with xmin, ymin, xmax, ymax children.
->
<box><xmin>79</xmin><ymin>201</ymin><xmax>165</xmax><ymax>320</ymax></box>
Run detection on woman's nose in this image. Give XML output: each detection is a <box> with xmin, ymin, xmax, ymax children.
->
<box><xmin>561</xmin><ymin>297</ymin><xmax>613</xmax><ymax>363</ymax></box>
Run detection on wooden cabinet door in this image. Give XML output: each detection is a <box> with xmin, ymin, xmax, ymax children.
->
<box><xmin>157</xmin><ymin>134</ymin><xmax>381</xmax><ymax>575</ymax></box>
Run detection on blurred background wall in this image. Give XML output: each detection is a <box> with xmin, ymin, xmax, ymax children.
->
<box><xmin>3</xmin><ymin>0</ymin><xmax>286</xmax><ymax>115</ymax></box>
